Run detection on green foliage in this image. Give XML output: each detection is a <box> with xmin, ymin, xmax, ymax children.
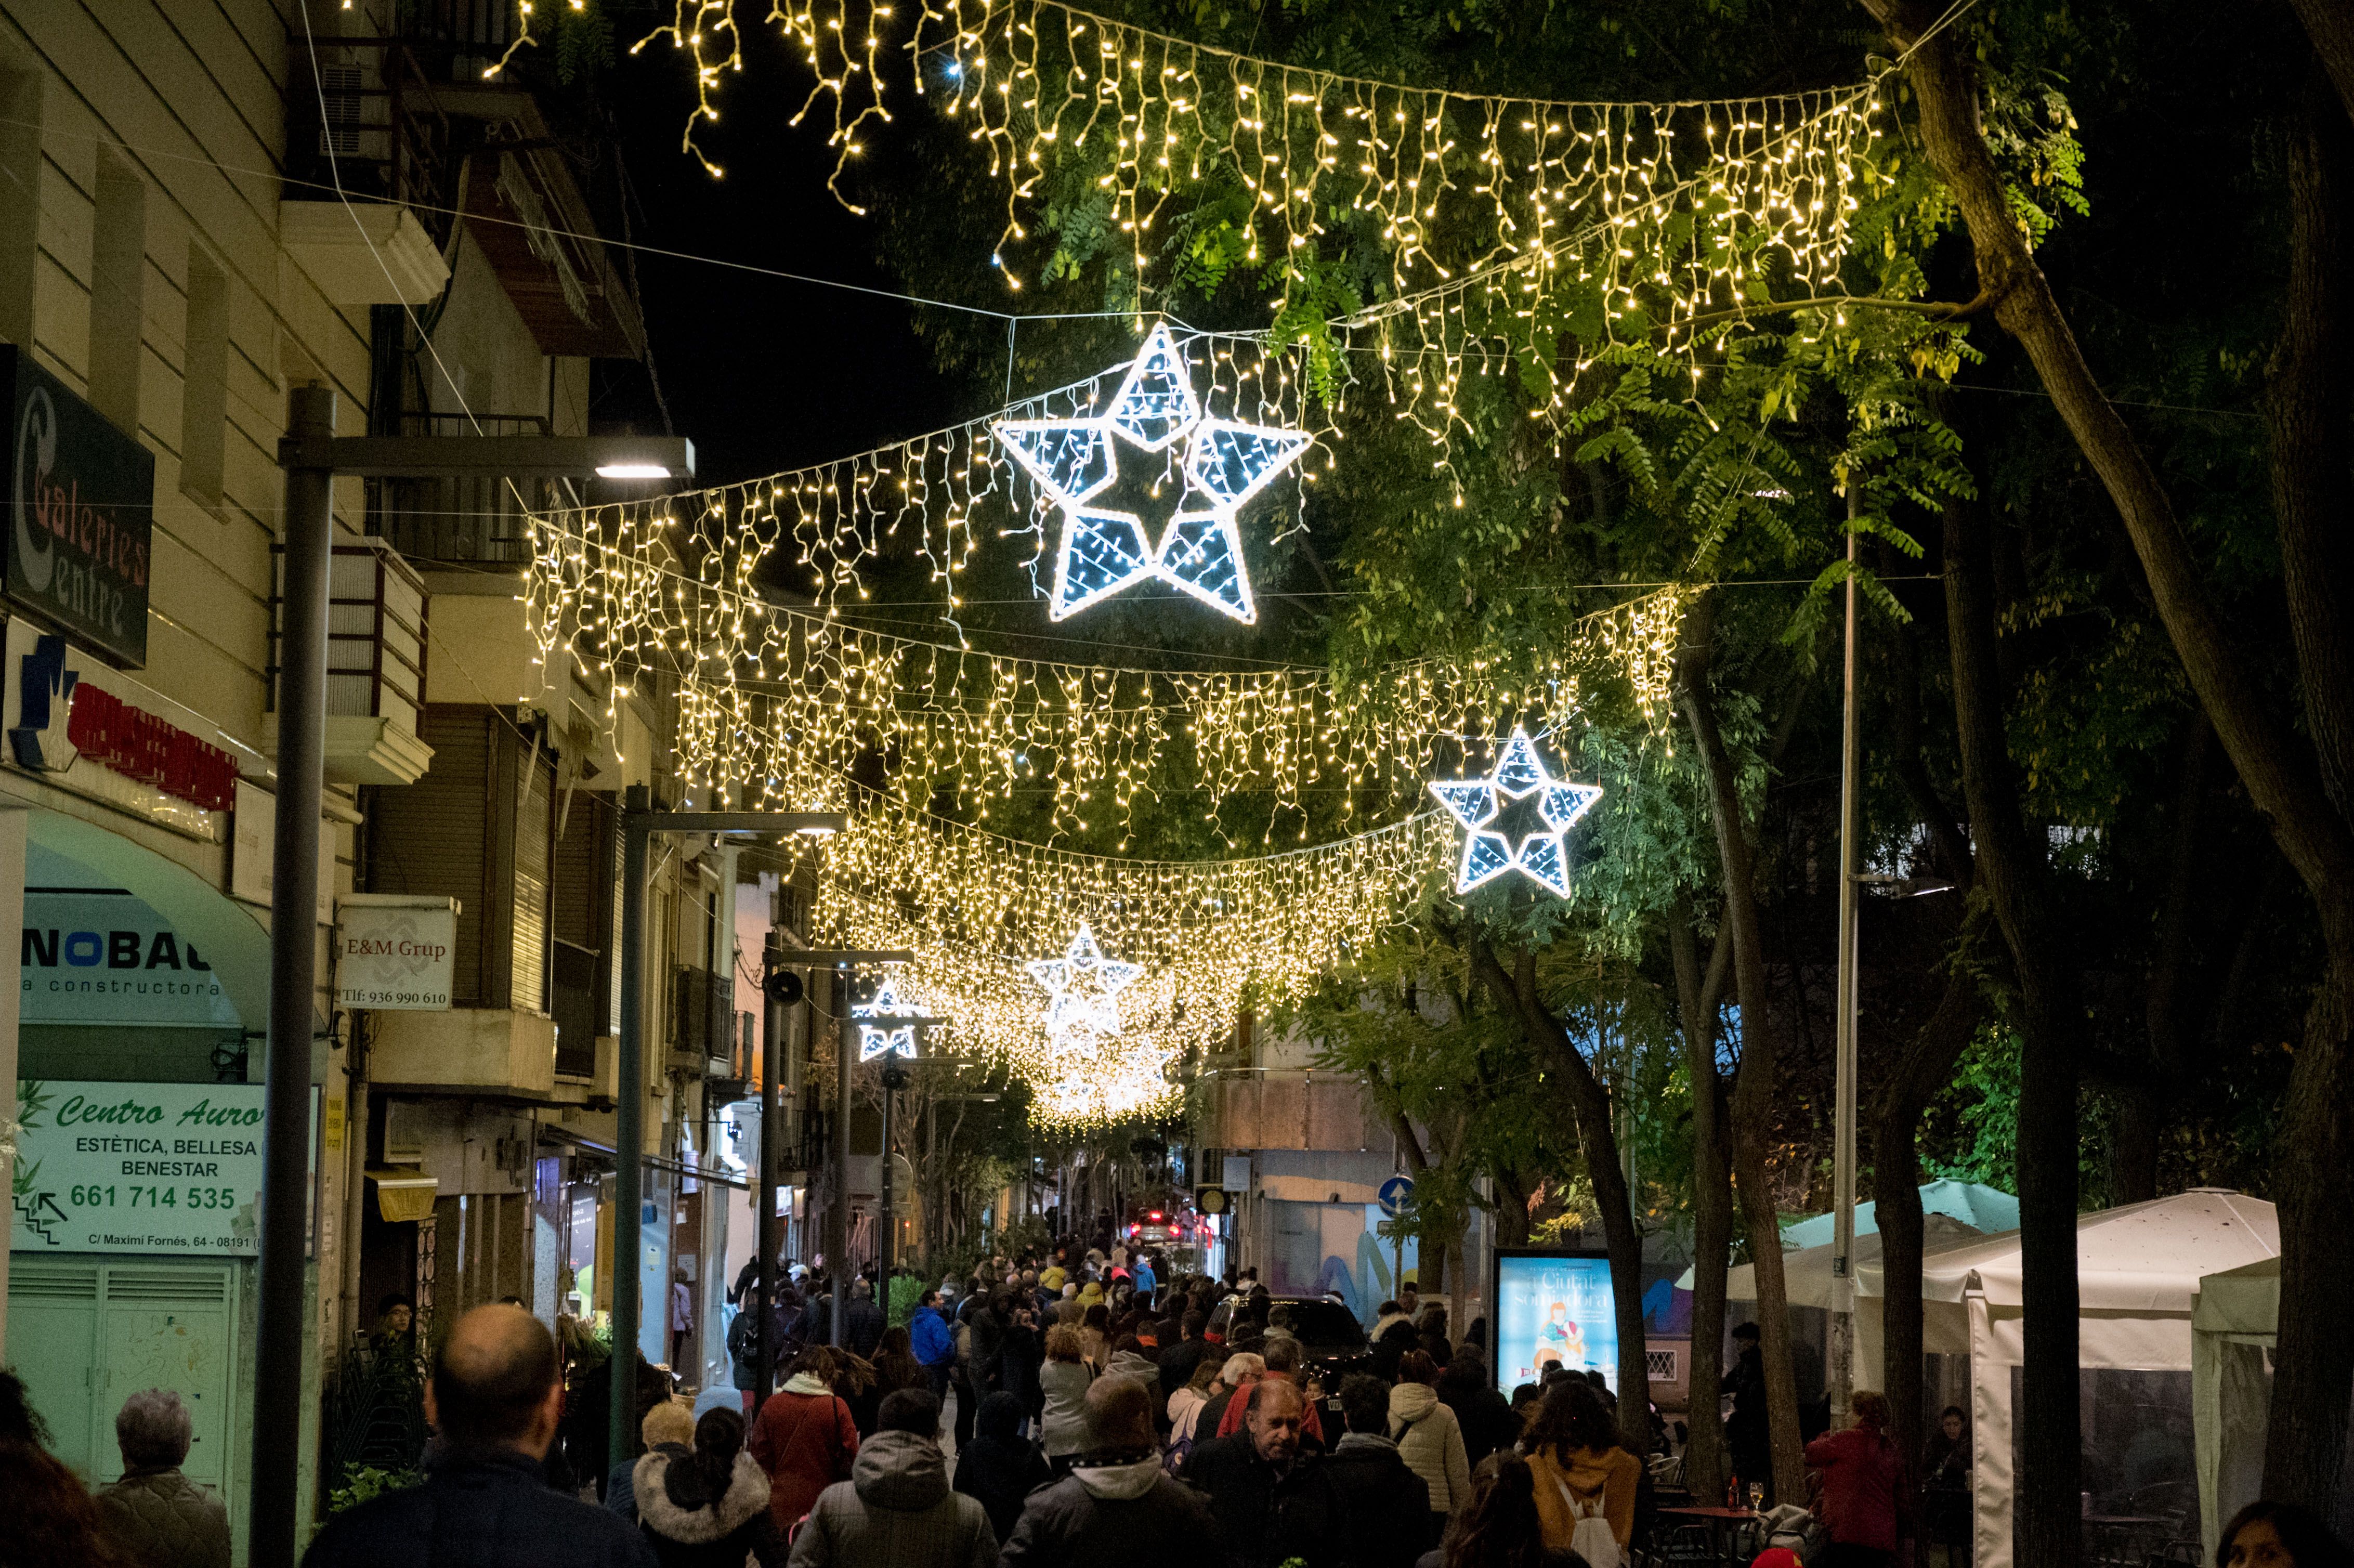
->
<box><xmin>327</xmin><ymin>1466</ymin><xmax>422</xmax><ymax>1517</ymax></box>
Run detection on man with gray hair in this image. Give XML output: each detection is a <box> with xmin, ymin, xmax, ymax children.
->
<box><xmin>95</xmin><ymin>1389</ymin><xmax>231</xmax><ymax>1568</ymax></box>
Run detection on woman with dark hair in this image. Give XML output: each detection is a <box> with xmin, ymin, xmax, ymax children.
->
<box><xmin>1420</xmin><ymin>1453</ymin><xmax>1590</xmax><ymax>1568</ymax></box>
<box><xmin>1524</xmin><ymin>1377</ymin><xmax>1638</xmax><ymax>1565</ymax></box>
<box><xmin>1437</xmin><ymin>1352</ymin><xmax>1519</xmax><ymax>1468</ymax></box>
<box><xmin>2217</xmin><ymin>1500</ymin><xmax>2354</xmax><ymax>1568</ymax></box>
<box><xmin>746</xmin><ymin>1345</ymin><xmax>860</xmax><ymax>1534</ymax></box>
<box><xmin>635</xmin><ymin>1406</ymin><xmax>784</xmax><ymax>1566</ymax></box>
<box><xmin>848</xmin><ymin>1326</ymin><xmax>924</xmax><ymax>1437</ymax></box>
<box><xmin>1080</xmin><ymin>1302</ymin><xmax>1113</xmax><ymax>1370</ymax></box>
<box><xmin>1803</xmin><ymin>1388</ymin><xmax>1901</xmax><ymax>1568</ymax></box>
<box><xmin>953</xmin><ymin>1390</ymin><xmax>1051</xmax><ymax>1543</ymax></box>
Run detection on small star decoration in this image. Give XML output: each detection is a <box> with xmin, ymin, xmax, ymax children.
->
<box><xmin>1025</xmin><ymin>922</ymin><xmax>1144</xmax><ymax>1046</ymax></box>
<box><xmin>852</xmin><ymin>973</ymin><xmax>923</xmax><ymax>1062</ymax></box>
<box><xmin>993</xmin><ymin>322</ymin><xmax>1312</xmax><ymax>623</ymax></box>
<box><xmin>1428</xmin><ymin>727</ymin><xmax>1604</xmax><ymax>897</ymax></box>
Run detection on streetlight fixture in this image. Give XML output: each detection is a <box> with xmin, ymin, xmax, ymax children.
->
<box><xmin>252</xmin><ymin>389</ymin><xmax>695</xmax><ymax>1568</ymax></box>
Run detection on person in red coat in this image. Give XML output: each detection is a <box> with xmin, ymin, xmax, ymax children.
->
<box><xmin>747</xmin><ymin>1345</ymin><xmax>860</xmax><ymax>1534</ymax></box>
<box><xmin>1802</xmin><ymin>1389</ymin><xmax>1901</xmax><ymax>1567</ymax></box>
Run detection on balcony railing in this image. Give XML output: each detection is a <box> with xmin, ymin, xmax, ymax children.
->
<box><xmin>364</xmin><ymin>413</ymin><xmax>574</xmax><ymax>566</ymax></box>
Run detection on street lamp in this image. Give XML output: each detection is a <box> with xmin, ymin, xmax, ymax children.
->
<box><xmin>252</xmin><ymin>388</ymin><xmax>695</xmax><ymax>1568</ymax></box>
<box><xmin>610</xmin><ymin>795</ymin><xmax>846</xmax><ymax>1465</ymax></box>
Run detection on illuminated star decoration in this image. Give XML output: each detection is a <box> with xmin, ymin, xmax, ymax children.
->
<box><xmin>993</xmin><ymin>322</ymin><xmax>1312</xmax><ymax>623</ymax></box>
<box><xmin>1024</xmin><ymin>922</ymin><xmax>1144</xmax><ymax>1048</ymax></box>
<box><xmin>852</xmin><ymin>973</ymin><xmax>924</xmax><ymax>1062</ymax></box>
<box><xmin>1428</xmin><ymin>727</ymin><xmax>1605</xmax><ymax>897</ymax></box>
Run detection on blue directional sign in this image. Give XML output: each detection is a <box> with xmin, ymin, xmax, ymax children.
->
<box><xmin>1379</xmin><ymin>1175</ymin><xmax>1417</xmax><ymax>1218</ymax></box>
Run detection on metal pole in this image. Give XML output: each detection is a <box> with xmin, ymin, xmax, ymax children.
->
<box><xmin>251</xmin><ymin>383</ymin><xmax>334</xmax><ymax>1568</ymax></box>
<box><xmin>1830</xmin><ymin>497</ymin><xmax>1862</xmax><ymax>1424</ymax></box>
<box><xmin>756</xmin><ymin>930</ymin><xmax>784</xmax><ymax>1411</ymax></box>
<box><xmin>880</xmin><ymin>1066</ymin><xmax>896</xmax><ymax>1286</ymax></box>
<box><xmin>611</xmin><ymin>787</ymin><xmax>649</xmax><ymax>1467</ymax></box>
<box><xmin>833</xmin><ymin>972</ymin><xmax>852</xmax><ymax>1347</ymax></box>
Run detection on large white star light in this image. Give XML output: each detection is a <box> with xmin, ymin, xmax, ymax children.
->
<box><xmin>1429</xmin><ymin>727</ymin><xmax>1605</xmax><ymax>897</ymax></box>
<box><xmin>852</xmin><ymin>973</ymin><xmax>924</xmax><ymax>1062</ymax></box>
<box><xmin>993</xmin><ymin>323</ymin><xmax>1311</xmax><ymax>623</ymax></box>
<box><xmin>1024</xmin><ymin>922</ymin><xmax>1144</xmax><ymax>1046</ymax></box>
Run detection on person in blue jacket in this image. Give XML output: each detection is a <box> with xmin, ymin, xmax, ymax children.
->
<box><xmin>910</xmin><ymin>1288</ymin><xmax>958</xmax><ymax>1406</ymax></box>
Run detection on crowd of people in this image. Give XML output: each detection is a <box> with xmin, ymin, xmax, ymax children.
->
<box><xmin>4</xmin><ymin>1240</ymin><xmax>2351</xmax><ymax>1568</ymax></box>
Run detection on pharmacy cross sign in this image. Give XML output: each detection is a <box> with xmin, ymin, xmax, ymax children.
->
<box><xmin>993</xmin><ymin>323</ymin><xmax>1312</xmax><ymax>623</ymax></box>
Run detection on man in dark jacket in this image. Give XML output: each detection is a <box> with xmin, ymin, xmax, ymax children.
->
<box><xmin>1319</xmin><ymin>1376</ymin><xmax>1432</xmax><ymax>1568</ymax></box>
<box><xmin>1158</xmin><ymin>1311</ymin><xmax>1211</xmax><ymax>1402</ymax></box>
<box><xmin>842</xmin><ymin>1278</ymin><xmax>886</xmax><ymax>1358</ymax></box>
<box><xmin>1725</xmin><ymin>1321</ymin><xmax>1771</xmax><ymax>1496</ymax></box>
<box><xmin>302</xmin><ymin>1304</ymin><xmax>655</xmax><ymax>1568</ymax></box>
<box><xmin>1002</xmin><ymin>1376</ymin><xmax>1221</xmax><ymax>1565</ymax></box>
<box><xmin>1180</xmin><ymin>1378</ymin><xmax>1338</xmax><ymax>1568</ymax></box>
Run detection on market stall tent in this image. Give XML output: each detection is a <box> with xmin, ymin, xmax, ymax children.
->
<box><xmin>1855</xmin><ymin>1189</ymin><xmax>2278</xmax><ymax>1568</ymax></box>
<box><xmin>2191</xmin><ymin>1254</ymin><xmax>2277</xmax><ymax>1562</ymax></box>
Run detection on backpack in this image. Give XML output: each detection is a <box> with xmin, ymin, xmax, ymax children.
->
<box><xmin>1547</xmin><ymin>1470</ymin><xmax>1623</xmax><ymax>1568</ymax></box>
<box><xmin>955</xmin><ymin>1318</ymin><xmax>973</xmax><ymax>1367</ymax></box>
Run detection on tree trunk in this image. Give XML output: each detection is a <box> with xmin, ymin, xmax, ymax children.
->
<box><xmin>1941</xmin><ymin>440</ymin><xmax>2082</xmax><ymax>1568</ymax></box>
<box><xmin>2262</xmin><ymin>80</ymin><xmax>2354</xmax><ymax>1512</ymax></box>
<box><xmin>1677</xmin><ymin>594</ymin><xmax>1807</xmax><ymax>1504</ymax></box>
<box><xmin>1669</xmin><ymin>897</ymin><xmax>1736</xmax><ymax>1502</ymax></box>
<box><xmin>1470</xmin><ymin>940</ymin><xmax>1655</xmax><ymax>1452</ymax></box>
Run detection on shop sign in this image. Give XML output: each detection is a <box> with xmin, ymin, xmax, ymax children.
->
<box><xmin>335</xmin><ymin>895</ymin><xmax>456</xmax><ymax>1010</ymax></box>
<box><xmin>2</xmin><ymin>619</ymin><xmax>253</xmax><ymax>840</ymax></box>
<box><xmin>20</xmin><ymin>890</ymin><xmax>241</xmax><ymax>1028</ymax></box>
<box><xmin>9</xmin><ymin>1080</ymin><xmax>264</xmax><ymax>1256</ymax></box>
<box><xmin>1</xmin><ymin>345</ymin><xmax>153</xmax><ymax>668</ymax></box>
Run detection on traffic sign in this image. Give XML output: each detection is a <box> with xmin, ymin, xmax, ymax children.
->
<box><xmin>1197</xmin><ymin>1186</ymin><xmax>1228</xmax><ymax>1216</ymax></box>
<box><xmin>1379</xmin><ymin>1175</ymin><xmax>1417</xmax><ymax>1218</ymax></box>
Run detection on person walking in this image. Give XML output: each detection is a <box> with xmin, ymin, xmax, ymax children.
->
<box><xmin>1803</xmin><ymin>1389</ymin><xmax>1901</xmax><ymax>1568</ymax></box>
<box><xmin>1195</xmin><ymin>1352</ymin><xmax>1263</xmax><ymax>1441</ymax></box>
<box><xmin>1214</xmin><ymin>1339</ymin><xmax>1326</xmax><ymax>1446</ymax></box>
<box><xmin>1160</xmin><ymin>1311</ymin><xmax>1212</xmax><ymax>1402</ymax></box>
<box><xmin>997</xmin><ymin>1295</ymin><xmax>1047</xmax><ymax>1428</ymax></box>
<box><xmin>300</xmin><ymin>1304</ymin><xmax>654</xmax><ymax>1567</ymax></box>
<box><xmin>1436</xmin><ymin>1353</ymin><xmax>1518</xmax><ymax>1469</ymax></box>
<box><xmin>1039</xmin><ymin>1324</ymin><xmax>1097</xmax><ymax>1473</ymax></box>
<box><xmin>93</xmin><ymin>1389</ymin><xmax>230</xmax><ymax>1568</ymax></box>
<box><xmin>1001</xmin><ymin>1375</ymin><xmax>1222</xmax><ymax>1565</ymax></box>
<box><xmin>609</xmin><ymin>1401</ymin><xmax>701</xmax><ymax>1526</ymax></box>
<box><xmin>4</xmin><ymin>1369</ymin><xmax>129</xmax><ymax>1568</ymax></box>
<box><xmin>1183</xmin><ymin>1377</ymin><xmax>1339</xmax><ymax>1568</ymax></box>
<box><xmin>1420</xmin><ymin>1453</ymin><xmax>1591</xmax><ymax>1568</ymax></box>
<box><xmin>1920</xmin><ymin>1405</ymin><xmax>1971</xmax><ymax>1567</ymax></box>
<box><xmin>748</xmin><ymin>1346</ymin><xmax>862</xmax><ymax>1536</ymax></box>
<box><xmin>1167</xmin><ymin>1354</ymin><xmax>1227</xmax><ymax>1453</ymax></box>
<box><xmin>952</xmin><ymin>1391</ymin><xmax>1050</xmax><ymax>1544</ymax></box>
<box><xmin>785</xmin><ymin>1391</ymin><xmax>995</xmax><ymax>1568</ymax></box>
<box><xmin>1523</xmin><ymin>1377</ymin><xmax>1639</xmax><ymax>1567</ymax></box>
<box><xmin>1321</xmin><ymin>1374</ymin><xmax>1434</xmax><ymax>1568</ymax></box>
<box><xmin>842</xmin><ymin>1280</ymin><xmax>887</xmax><ymax>1360</ymax></box>
<box><xmin>1390</xmin><ymin>1350</ymin><xmax>1474</xmax><ymax>1531</ymax></box>
<box><xmin>634</xmin><ymin>1406</ymin><xmax>784</xmax><ymax>1567</ymax></box>
<box><xmin>911</xmin><ymin>1290</ymin><xmax>957</xmax><ymax>1408</ymax></box>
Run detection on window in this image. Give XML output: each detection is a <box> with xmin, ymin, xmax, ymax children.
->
<box><xmin>88</xmin><ymin>151</ymin><xmax>146</xmax><ymax>433</ymax></box>
<box><xmin>179</xmin><ymin>246</ymin><xmax>228</xmax><ymax>505</ymax></box>
<box><xmin>0</xmin><ymin>58</ymin><xmax>40</xmax><ymax>348</ymax></box>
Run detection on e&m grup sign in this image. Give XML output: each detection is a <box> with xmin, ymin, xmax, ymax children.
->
<box><xmin>336</xmin><ymin>896</ymin><xmax>456</xmax><ymax>1011</ymax></box>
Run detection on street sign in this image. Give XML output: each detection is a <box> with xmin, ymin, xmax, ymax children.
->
<box><xmin>1197</xmin><ymin>1185</ymin><xmax>1227</xmax><ymax>1216</ymax></box>
<box><xmin>1379</xmin><ymin>1174</ymin><xmax>1417</xmax><ymax>1218</ymax></box>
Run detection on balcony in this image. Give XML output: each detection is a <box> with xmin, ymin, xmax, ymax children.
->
<box><xmin>271</xmin><ymin>538</ymin><xmax>435</xmax><ymax>786</ymax></box>
<box><xmin>370</xmin><ymin>1007</ymin><xmax>558</xmax><ymax>1100</ymax></box>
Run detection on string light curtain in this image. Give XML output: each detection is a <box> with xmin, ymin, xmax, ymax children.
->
<box><xmin>764</xmin><ymin>775</ymin><xmax>1462</xmax><ymax>1126</ymax></box>
<box><xmin>527</xmin><ymin>493</ymin><xmax>1682</xmax><ymax>833</ymax></box>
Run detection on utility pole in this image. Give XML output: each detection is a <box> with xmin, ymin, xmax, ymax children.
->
<box><xmin>754</xmin><ymin>929</ymin><xmax>796</xmax><ymax>1412</ymax></box>
<box><xmin>254</xmin><ymin>403</ymin><xmax>693</xmax><ymax>1568</ymax></box>
<box><xmin>1830</xmin><ymin>494</ymin><xmax>1862</xmax><ymax>1425</ymax></box>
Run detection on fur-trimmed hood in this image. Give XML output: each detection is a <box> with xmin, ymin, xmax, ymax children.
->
<box><xmin>633</xmin><ymin>1449</ymin><xmax>770</xmax><ymax>1543</ymax></box>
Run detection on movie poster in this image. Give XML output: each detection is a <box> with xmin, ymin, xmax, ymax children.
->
<box><xmin>1494</xmin><ymin>1251</ymin><xmax>1619</xmax><ymax>1393</ymax></box>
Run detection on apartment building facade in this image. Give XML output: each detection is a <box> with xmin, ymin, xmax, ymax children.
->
<box><xmin>0</xmin><ymin>2</ymin><xmax>774</xmax><ymax>1552</ymax></box>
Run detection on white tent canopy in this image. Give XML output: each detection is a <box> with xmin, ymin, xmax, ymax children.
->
<box><xmin>1778</xmin><ymin>1179</ymin><xmax>2020</xmax><ymax>1250</ymax></box>
<box><xmin>1718</xmin><ymin>1211</ymin><xmax>1986</xmax><ymax>1307</ymax></box>
<box><xmin>1856</xmin><ymin>1189</ymin><xmax>2278</xmax><ymax>1568</ymax></box>
<box><xmin>2192</xmin><ymin>1255</ymin><xmax>2277</xmax><ymax>1562</ymax></box>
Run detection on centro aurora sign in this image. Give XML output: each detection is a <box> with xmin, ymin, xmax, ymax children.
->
<box><xmin>1</xmin><ymin>345</ymin><xmax>154</xmax><ymax>668</ymax></box>
<box><xmin>9</xmin><ymin>1080</ymin><xmax>265</xmax><ymax>1256</ymax></box>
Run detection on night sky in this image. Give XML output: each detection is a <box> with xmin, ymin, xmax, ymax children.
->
<box><xmin>594</xmin><ymin>28</ymin><xmax>959</xmax><ymax>488</ymax></box>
